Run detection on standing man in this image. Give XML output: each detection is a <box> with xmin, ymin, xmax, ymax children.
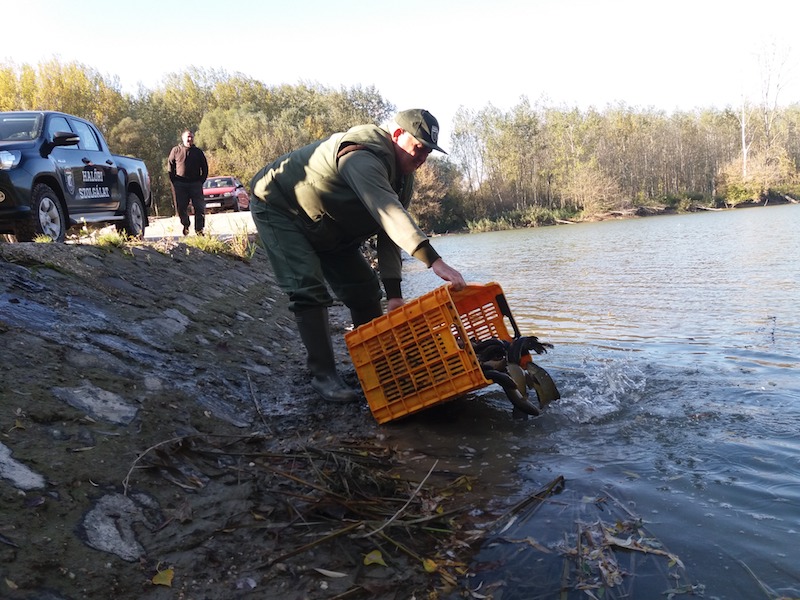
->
<box><xmin>250</xmin><ymin>108</ymin><xmax>466</xmax><ymax>404</ymax></box>
<box><xmin>168</xmin><ymin>129</ymin><xmax>209</xmax><ymax>235</ymax></box>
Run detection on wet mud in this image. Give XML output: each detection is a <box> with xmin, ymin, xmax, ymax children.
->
<box><xmin>0</xmin><ymin>241</ymin><xmax>519</xmax><ymax>600</ymax></box>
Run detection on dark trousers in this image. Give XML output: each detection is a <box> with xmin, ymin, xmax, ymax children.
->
<box><xmin>172</xmin><ymin>180</ymin><xmax>205</xmax><ymax>232</ymax></box>
<box><xmin>250</xmin><ymin>198</ymin><xmax>382</xmax><ymax>314</ymax></box>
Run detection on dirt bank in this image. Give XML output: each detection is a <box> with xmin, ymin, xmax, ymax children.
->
<box><xmin>0</xmin><ymin>240</ymin><xmax>512</xmax><ymax>600</ymax></box>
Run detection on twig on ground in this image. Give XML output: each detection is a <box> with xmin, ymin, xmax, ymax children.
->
<box><xmin>122</xmin><ymin>435</ymin><xmax>196</xmax><ymax>495</ymax></box>
<box><xmin>247</xmin><ymin>373</ymin><xmax>272</xmax><ymax>433</ymax></box>
<box><xmin>483</xmin><ymin>475</ymin><xmax>566</xmax><ymax>537</ymax></box>
<box><xmin>257</xmin><ymin>520</ymin><xmax>364</xmax><ymax>569</ymax></box>
<box><xmin>359</xmin><ymin>459</ymin><xmax>438</xmax><ymax>538</ymax></box>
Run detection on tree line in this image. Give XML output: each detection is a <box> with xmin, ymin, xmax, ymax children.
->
<box><xmin>2</xmin><ymin>59</ymin><xmax>798</xmax><ymax>234</ymax></box>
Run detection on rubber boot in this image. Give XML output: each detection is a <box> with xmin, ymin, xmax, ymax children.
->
<box><xmin>350</xmin><ymin>301</ymin><xmax>383</xmax><ymax>329</ymax></box>
<box><xmin>295</xmin><ymin>307</ymin><xmax>359</xmax><ymax>403</ymax></box>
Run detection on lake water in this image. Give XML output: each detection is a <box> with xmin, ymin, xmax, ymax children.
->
<box><xmin>393</xmin><ymin>204</ymin><xmax>800</xmax><ymax>599</ymax></box>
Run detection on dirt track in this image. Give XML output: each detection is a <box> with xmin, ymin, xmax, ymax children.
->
<box><xmin>144</xmin><ymin>212</ymin><xmax>257</xmax><ymax>240</ymax></box>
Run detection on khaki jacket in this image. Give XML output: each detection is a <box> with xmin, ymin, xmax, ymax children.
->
<box><xmin>250</xmin><ymin>125</ymin><xmax>435</xmax><ymax>281</ymax></box>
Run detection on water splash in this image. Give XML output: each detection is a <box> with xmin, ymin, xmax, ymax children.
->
<box><xmin>552</xmin><ymin>351</ymin><xmax>647</xmax><ymax>423</ymax></box>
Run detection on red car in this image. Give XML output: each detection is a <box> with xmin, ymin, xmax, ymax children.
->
<box><xmin>202</xmin><ymin>176</ymin><xmax>250</xmax><ymax>212</ymax></box>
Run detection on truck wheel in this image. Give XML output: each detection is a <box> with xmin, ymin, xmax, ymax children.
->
<box><xmin>14</xmin><ymin>184</ymin><xmax>67</xmax><ymax>242</ymax></box>
<box><xmin>117</xmin><ymin>192</ymin><xmax>146</xmax><ymax>238</ymax></box>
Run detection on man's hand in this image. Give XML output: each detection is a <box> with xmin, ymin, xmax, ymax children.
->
<box><xmin>387</xmin><ymin>297</ymin><xmax>405</xmax><ymax>312</ymax></box>
<box><xmin>431</xmin><ymin>258</ymin><xmax>466</xmax><ymax>291</ymax></box>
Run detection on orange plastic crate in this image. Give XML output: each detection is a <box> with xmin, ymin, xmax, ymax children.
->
<box><xmin>345</xmin><ymin>282</ymin><xmax>521</xmax><ymax>424</ymax></box>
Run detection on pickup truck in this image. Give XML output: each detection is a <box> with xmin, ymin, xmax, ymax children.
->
<box><xmin>0</xmin><ymin>110</ymin><xmax>152</xmax><ymax>242</ymax></box>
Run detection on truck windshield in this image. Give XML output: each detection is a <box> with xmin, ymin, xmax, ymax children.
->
<box><xmin>0</xmin><ymin>114</ymin><xmax>42</xmax><ymax>142</ymax></box>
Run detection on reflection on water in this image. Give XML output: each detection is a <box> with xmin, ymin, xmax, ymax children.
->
<box><xmin>394</xmin><ymin>205</ymin><xmax>800</xmax><ymax>599</ymax></box>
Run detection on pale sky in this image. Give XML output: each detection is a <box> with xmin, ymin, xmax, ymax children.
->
<box><xmin>6</xmin><ymin>0</ymin><xmax>800</xmax><ymax>143</ymax></box>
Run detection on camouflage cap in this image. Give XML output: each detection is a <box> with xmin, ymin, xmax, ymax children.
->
<box><xmin>395</xmin><ymin>108</ymin><xmax>447</xmax><ymax>154</ymax></box>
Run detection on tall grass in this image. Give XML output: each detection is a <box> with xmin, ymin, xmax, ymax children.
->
<box><xmin>226</xmin><ymin>225</ymin><xmax>259</xmax><ymax>260</ymax></box>
<box><xmin>182</xmin><ymin>227</ymin><xmax>259</xmax><ymax>261</ymax></box>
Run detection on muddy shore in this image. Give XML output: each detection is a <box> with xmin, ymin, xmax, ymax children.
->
<box><xmin>0</xmin><ymin>238</ymin><xmax>528</xmax><ymax>600</ymax></box>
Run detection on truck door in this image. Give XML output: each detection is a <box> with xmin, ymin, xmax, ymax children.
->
<box><xmin>67</xmin><ymin>118</ymin><xmax>120</xmax><ymax>213</ymax></box>
<box><xmin>45</xmin><ymin>115</ymin><xmax>84</xmax><ymax>209</ymax></box>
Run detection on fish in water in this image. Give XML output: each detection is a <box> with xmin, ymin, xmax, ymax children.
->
<box><xmin>508</xmin><ymin>335</ymin><xmax>554</xmax><ymax>362</ymax></box>
<box><xmin>472</xmin><ymin>338</ymin><xmax>509</xmax><ymax>371</ymax></box>
<box><xmin>506</xmin><ymin>362</ymin><xmax>528</xmax><ymax>396</ymax></box>
<box><xmin>471</xmin><ymin>335</ymin><xmax>558</xmax><ymax>417</ymax></box>
<box><xmin>480</xmin><ymin>365</ymin><xmax>541</xmax><ymax>416</ymax></box>
<box><xmin>524</xmin><ymin>361</ymin><xmax>561</xmax><ymax>409</ymax></box>
<box><xmin>507</xmin><ymin>336</ymin><xmax>560</xmax><ymax>409</ymax></box>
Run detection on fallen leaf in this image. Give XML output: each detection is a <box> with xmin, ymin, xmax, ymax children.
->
<box><xmin>152</xmin><ymin>568</ymin><xmax>174</xmax><ymax>587</ymax></box>
<box><xmin>422</xmin><ymin>558</ymin><xmax>438</xmax><ymax>573</ymax></box>
<box><xmin>364</xmin><ymin>549</ymin><xmax>387</xmax><ymax>566</ymax></box>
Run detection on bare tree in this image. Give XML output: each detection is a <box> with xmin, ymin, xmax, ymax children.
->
<box><xmin>757</xmin><ymin>42</ymin><xmax>793</xmax><ymax>158</ymax></box>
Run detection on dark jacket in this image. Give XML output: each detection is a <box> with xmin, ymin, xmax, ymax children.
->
<box><xmin>168</xmin><ymin>144</ymin><xmax>208</xmax><ymax>183</ymax></box>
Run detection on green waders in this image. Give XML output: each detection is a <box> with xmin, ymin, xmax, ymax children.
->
<box><xmin>295</xmin><ymin>307</ymin><xmax>359</xmax><ymax>403</ymax></box>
